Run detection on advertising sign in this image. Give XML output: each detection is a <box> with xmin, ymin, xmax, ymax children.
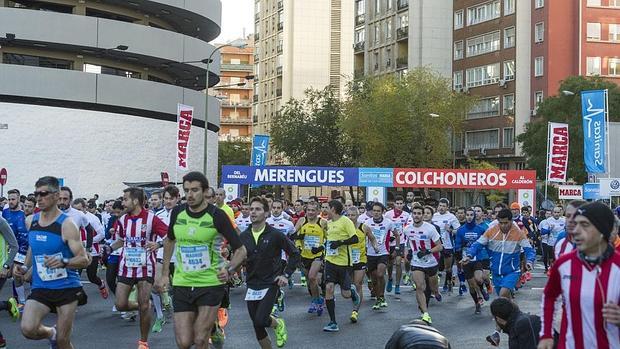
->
<box><xmin>176</xmin><ymin>104</ymin><xmax>194</xmax><ymax>171</ymax></box>
<box><xmin>517</xmin><ymin>189</ymin><xmax>535</xmax><ymax>212</ymax></box>
<box><xmin>599</xmin><ymin>178</ymin><xmax>620</xmax><ymax>197</ymax></box>
<box><xmin>221</xmin><ymin>166</ymin><xmax>359</xmax><ymax>186</ymax></box>
<box><xmin>392</xmin><ymin>169</ymin><xmax>536</xmax><ymax>189</ymax></box>
<box><xmin>366</xmin><ymin>187</ymin><xmax>387</xmax><ymax>204</ymax></box>
<box><xmin>251</xmin><ymin>135</ymin><xmax>270</xmax><ymax>166</ymax></box>
<box><xmin>359</xmin><ymin>168</ymin><xmax>393</xmax><ymax>187</ymax></box>
<box><xmin>546</xmin><ymin>122</ymin><xmax>569</xmax><ymax>183</ymax></box>
<box><xmin>583</xmin><ymin>183</ymin><xmax>601</xmax><ymax>200</ymax></box>
<box><xmin>558</xmin><ymin>185</ymin><xmax>583</xmax><ymax>200</ymax></box>
<box><xmin>581</xmin><ymin>90</ymin><xmax>607</xmax><ymax>173</ymax></box>
<box><xmin>223</xmin><ymin>183</ymin><xmax>239</xmax><ymax>202</ymax></box>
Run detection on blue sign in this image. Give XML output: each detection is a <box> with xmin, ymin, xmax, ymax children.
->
<box><xmin>221</xmin><ymin>165</ymin><xmax>359</xmax><ymax>186</ymax></box>
<box><xmin>359</xmin><ymin>168</ymin><xmax>393</xmax><ymax>187</ymax></box>
<box><xmin>583</xmin><ymin>183</ymin><xmax>601</xmax><ymax>200</ymax></box>
<box><xmin>251</xmin><ymin>135</ymin><xmax>270</xmax><ymax>166</ymax></box>
<box><xmin>581</xmin><ymin>90</ymin><xmax>607</xmax><ymax>173</ymax></box>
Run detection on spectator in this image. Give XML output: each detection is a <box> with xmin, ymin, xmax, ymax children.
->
<box><xmin>490</xmin><ymin>298</ymin><xmax>540</xmax><ymax>349</ymax></box>
<box><xmin>385</xmin><ymin>320</ymin><xmax>451</xmax><ymax>349</ymax></box>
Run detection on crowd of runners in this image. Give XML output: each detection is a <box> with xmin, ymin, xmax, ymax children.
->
<box><xmin>0</xmin><ymin>173</ymin><xmax>619</xmax><ymax>349</ymax></box>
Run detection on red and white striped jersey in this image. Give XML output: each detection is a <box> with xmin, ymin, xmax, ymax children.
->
<box><xmin>540</xmin><ymin>249</ymin><xmax>620</xmax><ymax>349</ymax></box>
<box><xmin>404</xmin><ymin>221</ymin><xmax>441</xmax><ymax>268</ymax></box>
<box><xmin>554</xmin><ymin>237</ymin><xmax>574</xmax><ymax>260</ymax></box>
<box><xmin>384</xmin><ymin>209</ymin><xmax>410</xmax><ymax>247</ymax></box>
<box><xmin>116</xmin><ymin>209</ymin><xmax>168</xmax><ymax>279</ymax></box>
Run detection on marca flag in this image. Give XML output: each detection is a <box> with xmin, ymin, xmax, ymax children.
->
<box><xmin>546</xmin><ymin>122</ymin><xmax>569</xmax><ymax>183</ymax></box>
<box><xmin>176</xmin><ymin>104</ymin><xmax>194</xmax><ymax>171</ymax></box>
<box><xmin>251</xmin><ymin>135</ymin><xmax>270</xmax><ymax>166</ymax></box>
<box><xmin>581</xmin><ymin>90</ymin><xmax>607</xmax><ymax>174</ymax></box>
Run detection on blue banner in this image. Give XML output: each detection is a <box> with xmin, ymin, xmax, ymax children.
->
<box><xmin>221</xmin><ymin>165</ymin><xmax>359</xmax><ymax>186</ymax></box>
<box><xmin>581</xmin><ymin>90</ymin><xmax>607</xmax><ymax>173</ymax></box>
<box><xmin>583</xmin><ymin>183</ymin><xmax>601</xmax><ymax>200</ymax></box>
<box><xmin>251</xmin><ymin>135</ymin><xmax>270</xmax><ymax>166</ymax></box>
<box><xmin>359</xmin><ymin>168</ymin><xmax>393</xmax><ymax>187</ymax></box>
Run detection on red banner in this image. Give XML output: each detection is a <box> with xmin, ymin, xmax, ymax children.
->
<box><xmin>393</xmin><ymin>168</ymin><xmax>536</xmax><ymax>189</ymax></box>
<box><xmin>176</xmin><ymin>104</ymin><xmax>194</xmax><ymax>171</ymax></box>
<box><xmin>546</xmin><ymin>122</ymin><xmax>569</xmax><ymax>183</ymax></box>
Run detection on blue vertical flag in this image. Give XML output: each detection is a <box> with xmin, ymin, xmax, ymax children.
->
<box><xmin>251</xmin><ymin>135</ymin><xmax>270</xmax><ymax>166</ymax></box>
<box><xmin>581</xmin><ymin>90</ymin><xmax>607</xmax><ymax>174</ymax></box>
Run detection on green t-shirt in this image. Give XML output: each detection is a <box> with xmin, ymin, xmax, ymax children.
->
<box><xmin>252</xmin><ymin>226</ymin><xmax>265</xmax><ymax>244</ymax></box>
<box><xmin>325</xmin><ymin>216</ymin><xmax>357</xmax><ymax>266</ymax></box>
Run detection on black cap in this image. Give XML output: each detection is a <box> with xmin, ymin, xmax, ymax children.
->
<box><xmin>573</xmin><ymin>202</ymin><xmax>615</xmax><ymax>240</ymax></box>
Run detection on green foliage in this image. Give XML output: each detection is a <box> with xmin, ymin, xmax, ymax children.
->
<box><xmin>465</xmin><ymin>159</ymin><xmax>506</xmax><ymax>204</ymax></box>
<box><xmin>218</xmin><ymin>139</ymin><xmax>251</xmax><ymax>179</ymax></box>
<box><xmin>517</xmin><ymin>76</ymin><xmax>620</xmax><ymax>183</ymax></box>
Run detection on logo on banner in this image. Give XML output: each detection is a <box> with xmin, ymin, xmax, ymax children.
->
<box><xmin>393</xmin><ymin>169</ymin><xmax>536</xmax><ymax>189</ymax></box>
<box><xmin>581</xmin><ymin>90</ymin><xmax>607</xmax><ymax>173</ymax></box>
<box><xmin>611</xmin><ymin>180</ymin><xmax>620</xmax><ymax>190</ymax></box>
<box><xmin>176</xmin><ymin>104</ymin><xmax>194</xmax><ymax>171</ymax></box>
<box><xmin>547</xmin><ymin>123</ymin><xmax>569</xmax><ymax>183</ymax></box>
<box><xmin>251</xmin><ymin>135</ymin><xmax>270</xmax><ymax>166</ymax></box>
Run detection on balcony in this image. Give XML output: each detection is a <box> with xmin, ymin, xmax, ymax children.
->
<box><xmin>278</xmin><ymin>22</ymin><xmax>283</xmax><ymax>31</ymax></box>
<box><xmin>396</xmin><ymin>56</ymin><xmax>408</xmax><ymax>69</ymax></box>
<box><xmin>354</xmin><ymin>41</ymin><xmax>365</xmax><ymax>52</ymax></box>
<box><xmin>255</xmin><ymin>12</ymin><xmax>260</xmax><ymax>21</ymax></box>
<box><xmin>276</xmin><ymin>66</ymin><xmax>282</xmax><ymax>75</ymax></box>
<box><xmin>397</xmin><ymin>0</ymin><xmax>408</xmax><ymax>11</ymax></box>
<box><xmin>221</xmin><ymin>117</ymin><xmax>252</xmax><ymax>125</ymax></box>
<box><xmin>354</xmin><ymin>68</ymin><xmax>364</xmax><ymax>79</ymax></box>
<box><xmin>355</xmin><ymin>14</ymin><xmax>365</xmax><ymax>26</ymax></box>
<box><xmin>221</xmin><ymin>99</ymin><xmax>252</xmax><ymax>107</ymax></box>
<box><xmin>278</xmin><ymin>0</ymin><xmax>283</xmax><ymax>10</ymax></box>
<box><xmin>277</xmin><ymin>44</ymin><xmax>283</xmax><ymax>53</ymax></box>
<box><xmin>397</xmin><ymin>27</ymin><xmax>408</xmax><ymax>40</ymax></box>
<box><xmin>221</xmin><ymin>63</ymin><xmax>253</xmax><ymax>72</ymax></box>
<box><xmin>254</xmin><ymin>53</ymin><xmax>259</xmax><ymax>62</ymax></box>
<box><xmin>466</xmin><ymin>110</ymin><xmax>500</xmax><ymax>120</ymax></box>
<box><xmin>254</xmin><ymin>32</ymin><xmax>260</xmax><ymax>41</ymax></box>
<box><xmin>276</xmin><ymin>88</ymin><xmax>282</xmax><ymax>97</ymax></box>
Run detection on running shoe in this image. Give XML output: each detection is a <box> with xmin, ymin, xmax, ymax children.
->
<box><xmin>162</xmin><ymin>292</ymin><xmax>171</xmax><ymax>311</ymax></box>
<box><xmin>307</xmin><ymin>300</ymin><xmax>317</xmax><ymax>314</ymax></box>
<box><xmin>8</xmin><ymin>297</ymin><xmax>19</xmax><ymax>321</ymax></box>
<box><xmin>322</xmin><ymin>321</ymin><xmax>339</xmax><ymax>332</ymax></box>
<box><xmin>277</xmin><ymin>290</ymin><xmax>285</xmax><ymax>312</ymax></box>
<box><xmin>99</xmin><ymin>283</ymin><xmax>109</xmax><ymax>299</ymax></box>
<box><xmin>350</xmin><ymin>310</ymin><xmax>358</xmax><ymax>323</ymax></box>
<box><xmin>481</xmin><ymin>287</ymin><xmax>490</xmax><ymax>301</ymax></box>
<box><xmin>486</xmin><ymin>282</ymin><xmax>494</xmax><ymax>295</ymax></box>
<box><xmin>17</xmin><ymin>302</ymin><xmax>24</xmax><ymax>314</ymax></box>
<box><xmin>48</xmin><ymin>326</ymin><xmax>58</xmax><ymax>349</ymax></box>
<box><xmin>151</xmin><ymin>317</ymin><xmax>165</xmax><ymax>333</ymax></box>
<box><xmin>486</xmin><ymin>331</ymin><xmax>500</xmax><ymax>347</ymax></box>
<box><xmin>351</xmin><ymin>287</ymin><xmax>360</xmax><ymax>308</ymax></box>
<box><xmin>379</xmin><ymin>297</ymin><xmax>388</xmax><ymax>308</ymax></box>
<box><xmin>475</xmin><ymin>301</ymin><xmax>482</xmax><ymax>314</ymax></box>
<box><xmin>372</xmin><ymin>300</ymin><xmax>381</xmax><ymax>310</ymax></box>
<box><xmin>300</xmin><ymin>276</ymin><xmax>307</xmax><ymax>287</ymax></box>
<box><xmin>434</xmin><ymin>293</ymin><xmax>442</xmax><ymax>302</ymax></box>
<box><xmin>316</xmin><ymin>297</ymin><xmax>324</xmax><ymax>317</ymax></box>
<box><xmin>137</xmin><ymin>340</ymin><xmax>149</xmax><ymax>349</ymax></box>
<box><xmin>395</xmin><ymin>285</ymin><xmax>401</xmax><ymax>295</ymax></box>
<box><xmin>386</xmin><ymin>279</ymin><xmax>393</xmax><ymax>293</ymax></box>
<box><xmin>403</xmin><ymin>274</ymin><xmax>411</xmax><ymax>286</ymax></box>
<box><xmin>275</xmin><ymin>318</ymin><xmax>288</xmax><ymax>347</ymax></box>
<box><xmin>210</xmin><ymin>323</ymin><xmax>225</xmax><ymax>349</ymax></box>
<box><xmin>421</xmin><ymin>312</ymin><xmax>432</xmax><ymax>324</ymax></box>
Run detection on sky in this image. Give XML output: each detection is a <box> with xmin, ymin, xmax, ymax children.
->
<box><xmin>216</xmin><ymin>0</ymin><xmax>254</xmax><ymax>43</ymax></box>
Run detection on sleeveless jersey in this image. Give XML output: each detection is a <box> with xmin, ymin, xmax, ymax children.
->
<box><xmin>299</xmin><ymin>218</ymin><xmax>326</xmax><ymax>260</ymax></box>
<box><xmin>384</xmin><ymin>209</ymin><xmax>410</xmax><ymax>247</ymax></box>
<box><xmin>365</xmin><ymin>218</ymin><xmax>394</xmax><ymax>257</ymax></box>
<box><xmin>29</xmin><ymin>213</ymin><xmax>81</xmax><ymax>290</ymax></box>
<box><xmin>350</xmin><ymin>223</ymin><xmax>367</xmax><ymax>265</ymax></box>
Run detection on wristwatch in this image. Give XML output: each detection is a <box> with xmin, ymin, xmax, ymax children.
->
<box><xmin>61</xmin><ymin>258</ymin><xmax>70</xmax><ymax>267</ymax></box>
<box><xmin>2</xmin><ymin>264</ymin><xmax>9</xmax><ymax>270</ymax></box>
<box><xmin>157</xmin><ymin>241</ymin><xmax>164</xmax><ymax>249</ymax></box>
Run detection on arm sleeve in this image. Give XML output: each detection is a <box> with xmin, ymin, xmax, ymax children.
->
<box><xmin>0</xmin><ymin>217</ymin><xmax>18</xmax><ymax>266</ymax></box>
<box><xmin>84</xmin><ymin>223</ymin><xmax>94</xmax><ymax>248</ymax></box>
<box><xmin>91</xmin><ymin>216</ymin><xmax>105</xmax><ymax>244</ymax></box>
<box><xmin>467</xmin><ymin>231</ymin><xmax>489</xmax><ymax>257</ymax></box>
<box><xmin>213</xmin><ymin>208</ymin><xmax>243</xmax><ymax>251</ymax></box>
<box><xmin>540</xmin><ymin>262</ymin><xmax>562</xmax><ymax>339</ymax></box>
<box><xmin>152</xmin><ymin>215</ymin><xmax>169</xmax><ymax>239</ymax></box>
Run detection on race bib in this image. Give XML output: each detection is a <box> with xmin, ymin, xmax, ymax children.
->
<box><xmin>14</xmin><ymin>253</ymin><xmax>26</xmax><ymax>264</ymax></box>
<box><xmin>245</xmin><ymin>288</ymin><xmax>268</xmax><ymax>301</ymax></box>
<box><xmin>304</xmin><ymin>236</ymin><xmax>320</xmax><ymax>250</ymax></box>
<box><xmin>325</xmin><ymin>242</ymin><xmax>339</xmax><ymax>256</ymax></box>
<box><xmin>351</xmin><ymin>248</ymin><xmax>361</xmax><ymax>264</ymax></box>
<box><xmin>179</xmin><ymin>245</ymin><xmax>210</xmax><ymax>272</ymax></box>
<box><xmin>35</xmin><ymin>253</ymin><xmax>67</xmax><ymax>281</ymax></box>
<box><xmin>373</xmin><ymin>229</ymin><xmax>386</xmax><ymax>244</ymax></box>
<box><xmin>124</xmin><ymin>247</ymin><xmax>147</xmax><ymax>268</ymax></box>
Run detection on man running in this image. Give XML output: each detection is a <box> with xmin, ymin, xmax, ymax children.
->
<box><xmin>403</xmin><ymin>206</ymin><xmax>443</xmax><ymax>324</ymax></box>
<box><xmin>239</xmin><ymin>197</ymin><xmax>297</xmax><ymax>348</ymax></box>
<box><xmin>158</xmin><ymin>171</ymin><xmax>247</xmax><ymax>349</ymax></box>
<box><xmin>539</xmin><ymin>206</ymin><xmax>565</xmax><ymax>273</ymax></box>
<box><xmin>267</xmin><ymin>200</ymin><xmax>295</xmax><ymax>290</ymax></box>
<box><xmin>384</xmin><ymin>196</ymin><xmax>410</xmax><ymax>295</ymax></box>
<box><xmin>2</xmin><ymin>189</ymin><xmax>29</xmax><ymax>307</ymax></box>
<box><xmin>24</xmin><ymin>196</ymin><xmax>37</xmax><ymax>217</ymax></box>
<box><xmin>111</xmin><ymin>187</ymin><xmax>168</xmax><ymax>349</ymax></box>
<box><xmin>322</xmin><ymin>200</ymin><xmax>361</xmax><ymax>332</ymax></box>
<box><xmin>431</xmin><ymin>198</ymin><xmax>460</xmax><ymax>294</ymax></box>
<box><xmin>16</xmin><ymin>176</ymin><xmax>90</xmax><ymax>349</ymax></box>
<box><xmin>235</xmin><ymin>202</ymin><xmax>252</xmax><ymax>232</ymax></box>
<box><xmin>365</xmin><ymin>202</ymin><xmax>397</xmax><ymax>310</ymax></box>
<box><xmin>214</xmin><ymin>188</ymin><xmax>235</xmax><ymax>221</ymax></box>
<box><xmin>473</xmin><ymin>204</ymin><xmax>492</xmax><ymax>294</ymax></box>
<box><xmin>0</xmin><ymin>215</ymin><xmax>19</xmax><ymax>348</ymax></box>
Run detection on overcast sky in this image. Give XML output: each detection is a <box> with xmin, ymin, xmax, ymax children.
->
<box><xmin>216</xmin><ymin>0</ymin><xmax>254</xmax><ymax>43</ymax></box>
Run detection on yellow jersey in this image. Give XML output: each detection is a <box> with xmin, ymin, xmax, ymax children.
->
<box><xmin>325</xmin><ymin>216</ymin><xmax>357</xmax><ymax>266</ymax></box>
<box><xmin>349</xmin><ymin>223</ymin><xmax>367</xmax><ymax>265</ymax></box>
<box><xmin>299</xmin><ymin>218</ymin><xmax>326</xmax><ymax>260</ymax></box>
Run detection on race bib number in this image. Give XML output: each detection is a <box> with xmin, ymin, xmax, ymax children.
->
<box><xmin>35</xmin><ymin>253</ymin><xmax>67</xmax><ymax>281</ymax></box>
<box><xmin>304</xmin><ymin>236</ymin><xmax>320</xmax><ymax>250</ymax></box>
<box><xmin>373</xmin><ymin>229</ymin><xmax>386</xmax><ymax>244</ymax></box>
<box><xmin>325</xmin><ymin>242</ymin><xmax>338</xmax><ymax>256</ymax></box>
<box><xmin>245</xmin><ymin>288</ymin><xmax>269</xmax><ymax>301</ymax></box>
<box><xmin>14</xmin><ymin>253</ymin><xmax>26</xmax><ymax>264</ymax></box>
<box><xmin>124</xmin><ymin>247</ymin><xmax>147</xmax><ymax>268</ymax></box>
<box><xmin>179</xmin><ymin>245</ymin><xmax>210</xmax><ymax>272</ymax></box>
<box><xmin>351</xmin><ymin>248</ymin><xmax>361</xmax><ymax>264</ymax></box>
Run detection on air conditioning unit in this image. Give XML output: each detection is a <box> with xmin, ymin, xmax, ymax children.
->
<box><xmin>531</xmin><ymin>109</ymin><xmax>537</xmax><ymax>116</ymax></box>
<box><xmin>499</xmin><ymin>79</ymin><xmax>507</xmax><ymax>88</ymax></box>
<box><xmin>480</xmin><ymin>147</ymin><xmax>487</xmax><ymax>155</ymax></box>
<box><xmin>463</xmin><ymin>148</ymin><xmax>469</xmax><ymax>156</ymax></box>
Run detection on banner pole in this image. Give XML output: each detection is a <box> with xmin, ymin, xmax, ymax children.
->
<box><xmin>545</xmin><ymin>122</ymin><xmax>551</xmax><ymax>200</ymax></box>
<box><xmin>247</xmin><ymin>136</ymin><xmax>255</xmax><ymax>202</ymax></box>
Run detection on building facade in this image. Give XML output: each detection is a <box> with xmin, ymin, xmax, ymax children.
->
<box><xmin>0</xmin><ymin>0</ymin><xmax>222</xmax><ymax>197</ymax></box>
<box><xmin>253</xmin><ymin>0</ymin><xmax>354</xmax><ymax>160</ymax></box>
<box><xmin>216</xmin><ymin>37</ymin><xmax>254</xmax><ymax>141</ymax></box>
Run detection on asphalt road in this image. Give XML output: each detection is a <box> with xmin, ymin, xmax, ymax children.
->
<box><xmin>0</xmin><ymin>265</ymin><xmax>548</xmax><ymax>349</ymax></box>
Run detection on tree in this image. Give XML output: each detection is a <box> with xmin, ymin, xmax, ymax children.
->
<box><xmin>466</xmin><ymin>159</ymin><xmax>506</xmax><ymax>204</ymax></box>
<box><xmin>270</xmin><ymin>87</ymin><xmax>357</xmax><ymax>166</ymax></box>
<box><xmin>218</xmin><ymin>139</ymin><xmax>251</xmax><ymax>180</ymax></box>
<box><xmin>342</xmin><ymin>67</ymin><xmax>476</xmax><ymax>168</ymax></box>
<box><xmin>516</xmin><ymin>76</ymin><xmax>620</xmax><ymax>183</ymax></box>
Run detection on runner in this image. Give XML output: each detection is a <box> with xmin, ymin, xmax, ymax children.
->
<box><xmin>554</xmin><ymin>200</ymin><xmax>585</xmax><ymax>259</ymax></box>
<box><xmin>214</xmin><ymin>188</ymin><xmax>235</xmax><ymax>221</ymax></box>
<box><xmin>238</xmin><ymin>197</ymin><xmax>297</xmax><ymax>348</ymax></box>
<box><xmin>2</xmin><ymin>189</ymin><xmax>29</xmax><ymax>308</ymax></box>
<box><xmin>235</xmin><ymin>202</ymin><xmax>252</xmax><ymax>232</ymax></box>
<box><xmin>365</xmin><ymin>202</ymin><xmax>398</xmax><ymax>310</ymax></box>
<box><xmin>149</xmin><ymin>192</ymin><xmax>163</xmax><ymax>214</ymax></box>
<box><xmin>103</xmin><ymin>200</ymin><xmax>124</xmax><ymax>302</ymax></box>
<box><xmin>539</xmin><ymin>206</ymin><xmax>565</xmax><ymax>273</ymax></box>
<box><xmin>266</xmin><ymin>200</ymin><xmax>295</xmax><ymax>291</ymax></box>
<box><xmin>110</xmin><ymin>187</ymin><xmax>169</xmax><ymax>349</ymax></box>
<box><xmin>356</xmin><ymin>201</ymin><xmax>373</xmax><ymax>225</ymax></box>
<box><xmin>157</xmin><ymin>171</ymin><xmax>247</xmax><ymax>349</ymax></box>
<box><xmin>58</xmin><ymin>186</ymin><xmax>96</xmax><ymax>264</ymax></box>
<box><xmin>384</xmin><ymin>196</ymin><xmax>410</xmax><ymax>295</ymax></box>
<box><xmin>0</xmin><ymin>215</ymin><xmax>19</xmax><ymax>348</ymax></box>
<box><xmin>291</xmin><ymin>200</ymin><xmax>305</xmax><ymax>225</ymax></box>
<box><xmin>322</xmin><ymin>200</ymin><xmax>361</xmax><ymax>332</ymax></box>
<box><xmin>431</xmin><ymin>199</ymin><xmax>460</xmax><ymax>294</ymax></box>
<box><xmin>16</xmin><ymin>176</ymin><xmax>90</xmax><ymax>349</ymax></box>
<box><xmin>472</xmin><ymin>205</ymin><xmax>492</xmax><ymax>294</ymax></box>
<box><xmin>403</xmin><ymin>205</ymin><xmax>443</xmax><ymax>324</ymax></box>
<box><xmin>23</xmin><ymin>196</ymin><xmax>37</xmax><ymax>217</ymax></box>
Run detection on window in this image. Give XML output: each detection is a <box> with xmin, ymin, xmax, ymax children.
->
<box><xmin>503</xmin><ymin>128</ymin><xmax>514</xmax><ymax>148</ymax></box>
<box><xmin>504</xmin><ymin>0</ymin><xmax>515</xmax><ymax>15</ymax></box>
<box><xmin>466</xmin><ymin>63</ymin><xmax>500</xmax><ymax>87</ymax></box>
<box><xmin>230</xmin><ymin>58</ymin><xmax>241</xmax><ymax>65</ymax></box>
<box><xmin>373</xmin><ymin>52</ymin><xmax>379</xmax><ymax>70</ymax></box>
<box><xmin>535</xmin><ymin>0</ymin><xmax>544</xmax><ymax>8</ymax></box>
<box><xmin>610</xmin><ymin>58</ymin><xmax>620</xmax><ymax>76</ymax></box>
<box><xmin>534</xmin><ymin>56</ymin><xmax>544</xmax><ymax>77</ymax></box>
<box><xmin>466</xmin><ymin>31</ymin><xmax>500</xmax><ymax>57</ymax></box>
<box><xmin>468</xmin><ymin>96</ymin><xmax>500</xmax><ymax>119</ymax></box>
<box><xmin>586</xmin><ymin>0</ymin><xmax>601</xmax><ymax>5</ymax></box>
<box><xmin>355</xmin><ymin>29</ymin><xmax>365</xmax><ymax>43</ymax></box>
<box><xmin>503</xmin><ymin>94</ymin><xmax>514</xmax><ymax>115</ymax></box>
<box><xmin>504</xmin><ymin>26</ymin><xmax>515</xmax><ymax>48</ymax></box>
<box><xmin>587</xmin><ymin>23</ymin><xmax>601</xmax><ymax>40</ymax></box>
<box><xmin>83</xmin><ymin>64</ymin><xmax>140</xmax><ymax>78</ymax></box>
<box><xmin>453</xmin><ymin>71</ymin><xmax>463</xmax><ymax>90</ymax></box>
<box><xmin>467</xmin><ymin>0</ymin><xmax>501</xmax><ymax>26</ymax></box>
<box><xmin>465</xmin><ymin>129</ymin><xmax>500</xmax><ymax>149</ymax></box>
<box><xmin>386</xmin><ymin>19</ymin><xmax>393</xmax><ymax>39</ymax></box>
<box><xmin>356</xmin><ymin>0</ymin><xmax>366</xmax><ymax>15</ymax></box>
<box><xmin>2</xmin><ymin>53</ymin><xmax>73</xmax><ymax>70</ymax></box>
<box><xmin>454</xmin><ymin>10</ymin><xmax>464</xmax><ymax>29</ymax></box>
<box><xmin>587</xmin><ymin>56</ymin><xmax>601</xmax><ymax>75</ymax></box>
<box><xmin>611</xmin><ymin>0</ymin><xmax>620</xmax><ymax>7</ymax></box>
<box><xmin>535</xmin><ymin>22</ymin><xmax>544</xmax><ymax>43</ymax></box>
<box><xmin>503</xmin><ymin>60</ymin><xmax>515</xmax><ymax>80</ymax></box>
<box><xmin>610</xmin><ymin>24</ymin><xmax>620</xmax><ymax>41</ymax></box>
<box><xmin>454</xmin><ymin>41</ymin><xmax>464</xmax><ymax>60</ymax></box>
<box><xmin>535</xmin><ymin>91</ymin><xmax>544</xmax><ymax>107</ymax></box>
<box><xmin>399</xmin><ymin>14</ymin><xmax>408</xmax><ymax>28</ymax></box>
<box><xmin>375</xmin><ymin>25</ymin><xmax>380</xmax><ymax>44</ymax></box>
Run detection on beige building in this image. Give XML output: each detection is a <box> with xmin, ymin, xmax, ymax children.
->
<box><xmin>253</xmin><ymin>0</ymin><xmax>354</xmax><ymax>160</ymax></box>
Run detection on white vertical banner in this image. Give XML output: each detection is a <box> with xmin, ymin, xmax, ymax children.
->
<box><xmin>517</xmin><ymin>189</ymin><xmax>535</xmax><ymax>213</ymax></box>
<box><xmin>366</xmin><ymin>186</ymin><xmax>387</xmax><ymax>205</ymax></box>
<box><xmin>546</xmin><ymin>122</ymin><xmax>569</xmax><ymax>183</ymax></box>
<box><xmin>176</xmin><ymin>104</ymin><xmax>194</xmax><ymax>172</ymax></box>
<box><xmin>223</xmin><ymin>183</ymin><xmax>239</xmax><ymax>202</ymax></box>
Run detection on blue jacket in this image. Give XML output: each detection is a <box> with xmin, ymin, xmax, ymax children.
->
<box><xmin>467</xmin><ymin>223</ymin><xmax>535</xmax><ymax>276</ymax></box>
<box><xmin>454</xmin><ymin>221</ymin><xmax>488</xmax><ymax>260</ymax></box>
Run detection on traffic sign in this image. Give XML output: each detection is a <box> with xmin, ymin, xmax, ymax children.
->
<box><xmin>0</xmin><ymin>168</ymin><xmax>7</xmax><ymax>186</ymax></box>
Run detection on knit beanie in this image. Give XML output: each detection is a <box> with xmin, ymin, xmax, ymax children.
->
<box><xmin>573</xmin><ymin>202</ymin><xmax>615</xmax><ymax>240</ymax></box>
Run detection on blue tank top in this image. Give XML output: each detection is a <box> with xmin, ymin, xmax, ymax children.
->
<box><xmin>29</xmin><ymin>213</ymin><xmax>81</xmax><ymax>290</ymax></box>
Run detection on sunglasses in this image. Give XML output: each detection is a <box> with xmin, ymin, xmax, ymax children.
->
<box><xmin>34</xmin><ymin>190</ymin><xmax>57</xmax><ymax>198</ymax></box>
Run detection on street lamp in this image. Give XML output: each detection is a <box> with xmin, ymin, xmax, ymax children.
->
<box><xmin>562</xmin><ymin>90</ymin><xmax>576</xmax><ymax>96</ymax></box>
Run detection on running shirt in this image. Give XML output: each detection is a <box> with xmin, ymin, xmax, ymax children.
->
<box><xmin>350</xmin><ymin>223</ymin><xmax>367</xmax><ymax>265</ymax></box>
<box><xmin>454</xmin><ymin>222</ymin><xmax>488</xmax><ymax>261</ymax></box>
<box><xmin>84</xmin><ymin>211</ymin><xmax>104</xmax><ymax>256</ymax></box>
<box><xmin>539</xmin><ymin>217</ymin><xmax>566</xmax><ymax>246</ymax></box>
<box><xmin>235</xmin><ymin>215</ymin><xmax>252</xmax><ymax>233</ymax></box>
<box><xmin>63</xmin><ymin>207</ymin><xmax>91</xmax><ymax>248</ymax></box>
<box><xmin>365</xmin><ymin>218</ymin><xmax>394</xmax><ymax>257</ymax></box>
<box><xmin>325</xmin><ymin>216</ymin><xmax>357</xmax><ymax>267</ymax></box>
<box><xmin>266</xmin><ymin>214</ymin><xmax>295</xmax><ymax>236</ymax></box>
<box><xmin>155</xmin><ymin>207</ymin><xmax>175</xmax><ymax>261</ymax></box>
<box><xmin>299</xmin><ymin>218</ymin><xmax>326</xmax><ymax>260</ymax></box>
<box><xmin>431</xmin><ymin>212</ymin><xmax>460</xmax><ymax>250</ymax></box>
<box><xmin>0</xmin><ymin>217</ymin><xmax>17</xmax><ymax>266</ymax></box>
<box><xmin>217</xmin><ymin>203</ymin><xmax>235</xmax><ymax>221</ymax></box>
<box><xmin>553</xmin><ymin>237</ymin><xmax>574</xmax><ymax>259</ymax></box>
<box><xmin>116</xmin><ymin>209</ymin><xmax>168</xmax><ymax>279</ymax></box>
<box><xmin>357</xmin><ymin>213</ymin><xmax>372</xmax><ymax>226</ymax></box>
<box><xmin>2</xmin><ymin>208</ymin><xmax>28</xmax><ymax>260</ymax></box>
<box><xmin>404</xmin><ymin>221</ymin><xmax>441</xmax><ymax>268</ymax></box>
<box><xmin>168</xmin><ymin>204</ymin><xmax>242</xmax><ymax>288</ymax></box>
<box><xmin>29</xmin><ymin>213</ymin><xmax>81</xmax><ymax>290</ymax></box>
<box><xmin>384</xmin><ymin>209</ymin><xmax>410</xmax><ymax>247</ymax></box>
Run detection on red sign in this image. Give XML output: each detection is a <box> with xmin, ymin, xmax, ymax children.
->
<box><xmin>161</xmin><ymin>172</ymin><xmax>170</xmax><ymax>187</ymax></box>
<box><xmin>0</xmin><ymin>168</ymin><xmax>6</xmax><ymax>186</ymax></box>
<box><xmin>547</xmin><ymin>122</ymin><xmax>569</xmax><ymax>183</ymax></box>
<box><xmin>392</xmin><ymin>168</ymin><xmax>536</xmax><ymax>190</ymax></box>
<box><xmin>176</xmin><ymin>104</ymin><xmax>194</xmax><ymax>171</ymax></box>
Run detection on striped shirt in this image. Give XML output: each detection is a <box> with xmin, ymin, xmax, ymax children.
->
<box><xmin>554</xmin><ymin>237</ymin><xmax>574</xmax><ymax>259</ymax></box>
<box><xmin>116</xmin><ymin>209</ymin><xmax>168</xmax><ymax>278</ymax></box>
<box><xmin>404</xmin><ymin>221</ymin><xmax>441</xmax><ymax>268</ymax></box>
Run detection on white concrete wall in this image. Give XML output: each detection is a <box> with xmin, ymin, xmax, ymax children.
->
<box><xmin>514</xmin><ymin>0</ymin><xmax>532</xmax><ymax>157</ymax></box>
<box><xmin>408</xmin><ymin>0</ymin><xmax>453</xmax><ymax>77</ymax></box>
<box><xmin>0</xmin><ymin>103</ymin><xmax>218</xmax><ymax>200</ymax></box>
